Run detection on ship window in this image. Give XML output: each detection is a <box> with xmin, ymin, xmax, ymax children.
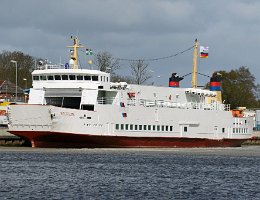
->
<box><xmin>40</xmin><ymin>75</ymin><xmax>47</xmax><ymax>80</ymax></box>
<box><xmin>103</xmin><ymin>76</ymin><xmax>105</xmax><ymax>82</ymax></box>
<box><xmin>161</xmin><ymin>126</ymin><xmax>164</xmax><ymax>131</ymax></box>
<box><xmin>184</xmin><ymin>127</ymin><xmax>188</xmax><ymax>132</ymax></box>
<box><xmin>130</xmin><ymin>124</ymin><xmax>133</xmax><ymax>130</ymax></box>
<box><xmin>101</xmin><ymin>76</ymin><xmax>103</xmax><ymax>81</ymax></box>
<box><xmin>54</xmin><ymin>75</ymin><xmax>61</xmax><ymax>80</ymax></box>
<box><xmin>144</xmin><ymin>125</ymin><xmax>147</xmax><ymax>130</ymax></box>
<box><xmin>157</xmin><ymin>125</ymin><xmax>160</xmax><ymax>131</ymax></box>
<box><xmin>148</xmin><ymin>125</ymin><xmax>151</xmax><ymax>131</ymax></box>
<box><xmin>233</xmin><ymin>128</ymin><xmax>235</xmax><ymax>133</ymax></box>
<box><xmin>92</xmin><ymin>76</ymin><xmax>98</xmax><ymax>81</ymax></box>
<box><xmin>69</xmin><ymin>75</ymin><xmax>76</xmax><ymax>80</ymax></box>
<box><xmin>245</xmin><ymin>120</ymin><xmax>247</xmax><ymax>124</ymax></box>
<box><xmin>81</xmin><ymin>104</ymin><xmax>94</xmax><ymax>111</ymax></box>
<box><xmin>139</xmin><ymin>125</ymin><xmax>142</xmax><ymax>130</ymax></box>
<box><xmin>46</xmin><ymin>97</ymin><xmax>80</xmax><ymax>109</ymax></box>
<box><xmin>62</xmin><ymin>75</ymin><xmax>68</xmax><ymax>80</ymax></box>
<box><xmin>33</xmin><ymin>76</ymin><xmax>39</xmax><ymax>81</ymax></box>
<box><xmin>62</xmin><ymin>97</ymin><xmax>81</xmax><ymax>109</ymax></box>
<box><xmin>77</xmin><ymin>75</ymin><xmax>83</xmax><ymax>80</ymax></box>
<box><xmin>45</xmin><ymin>97</ymin><xmax>62</xmax><ymax>107</ymax></box>
<box><xmin>107</xmin><ymin>77</ymin><xmax>109</xmax><ymax>82</ymax></box>
<box><xmin>166</xmin><ymin>126</ymin><xmax>169</xmax><ymax>131</ymax></box>
<box><xmin>121</xmin><ymin>124</ymin><xmax>124</xmax><ymax>130</ymax></box>
<box><xmin>47</xmin><ymin>75</ymin><xmax>54</xmax><ymax>80</ymax></box>
<box><xmin>115</xmin><ymin>124</ymin><xmax>119</xmax><ymax>130</ymax></box>
<box><xmin>153</xmin><ymin>125</ymin><xmax>156</xmax><ymax>131</ymax></box>
<box><xmin>135</xmin><ymin>125</ymin><xmax>138</xmax><ymax>130</ymax></box>
<box><xmin>84</xmin><ymin>75</ymin><xmax>91</xmax><ymax>80</ymax></box>
<box><xmin>170</xmin><ymin>126</ymin><xmax>173</xmax><ymax>132</ymax></box>
<box><xmin>222</xmin><ymin>128</ymin><xmax>225</xmax><ymax>133</ymax></box>
<box><xmin>125</xmin><ymin>124</ymin><xmax>129</xmax><ymax>130</ymax></box>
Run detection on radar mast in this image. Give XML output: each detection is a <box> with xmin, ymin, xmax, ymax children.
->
<box><xmin>67</xmin><ymin>36</ymin><xmax>85</xmax><ymax>69</ymax></box>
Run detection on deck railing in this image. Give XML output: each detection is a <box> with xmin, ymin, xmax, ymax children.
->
<box><xmin>97</xmin><ymin>97</ymin><xmax>230</xmax><ymax>111</ymax></box>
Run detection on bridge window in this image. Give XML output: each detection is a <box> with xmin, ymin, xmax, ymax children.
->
<box><xmin>33</xmin><ymin>76</ymin><xmax>39</xmax><ymax>81</ymax></box>
<box><xmin>92</xmin><ymin>76</ymin><xmax>98</xmax><ymax>81</ymax></box>
<box><xmin>47</xmin><ymin>75</ymin><xmax>54</xmax><ymax>80</ymax></box>
<box><xmin>77</xmin><ymin>75</ymin><xmax>83</xmax><ymax>80</ymax></box>
<box><xmin>69</xmin><ymin>75</ymin><xmax>76</xmax><ymax>80</ymax></box>
<box><xmin>54</xmin><ymin>75</ymin><xmax>61</xmax><ymax>80</ymax></box>
<box><xmin>40</xmin><ymin>75</ymin><xmax>47</xmax><ymax>80</ymax></box>
<box><xmin>62</xmin><ymin>75</ymin><xmax>68</xmax><ymax>80</ymax></box>
<box><xmin>84</xmin><ymin>75</ymin><xmax>91</xmax><ymax>80</ymax></box>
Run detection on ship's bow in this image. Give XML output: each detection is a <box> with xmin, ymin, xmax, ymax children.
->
<box><xmin>8</xmin><ymin>104</ymin><xmax>52</xmax><ymax>146</ymax></box>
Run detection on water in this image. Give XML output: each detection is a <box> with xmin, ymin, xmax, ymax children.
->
<box><xmin>0</xmin><ymin>147</ymin><xmax>260</xmax><ymax>200</ymax></box>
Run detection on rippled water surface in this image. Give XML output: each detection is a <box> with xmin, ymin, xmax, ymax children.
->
<box><xmin>0</xmin><ymin>147</ymin><xmax>260</xmax><ymax>200</ymax></box>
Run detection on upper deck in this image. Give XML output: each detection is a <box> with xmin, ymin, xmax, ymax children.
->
<box><xmin>32</xmin><ymin>64</ymin><xmax>111</xmax><ymax>90</ymax></box>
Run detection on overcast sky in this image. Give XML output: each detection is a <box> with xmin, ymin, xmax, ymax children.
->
<box><xmin>1</xmin><ymin>0</ymin><xmax>260</xmax><ymax>87</ymax></box>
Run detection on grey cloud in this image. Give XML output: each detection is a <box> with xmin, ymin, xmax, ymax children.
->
<box><xmin>0</xmin><ymin>0</ymin><xmax>260</xmax><ymax>86</ymax></box>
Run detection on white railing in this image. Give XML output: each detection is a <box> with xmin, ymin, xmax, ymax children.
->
<box><xmin>97</xmin><ymin>97</ymin><xmax>118</xmax><ymax>105</ymax></box>
<box><xmin>36</xmin><ymin>64</ymin><xmax>63</xmax><ymax>70</ymax></box>
<box><xmin>137</xmin><ymin>99</ymin><xmax>228</xmax><ymax>111</ymax></box>
<box><xmin>96</xmin><ymin>97</ymin><xmax>230</xmax><ymax>111</ymax></box>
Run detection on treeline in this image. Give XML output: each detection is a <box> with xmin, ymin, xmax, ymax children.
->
<box><xmin>210</xmin><ymin>67</ymin><xmax>260</xmax><ymax>109</ymax></box>
<box><xmin>0</xmin><ymin>50</ymin><xmax>259</xmax><ymax>109</ymax></box>
<box><xmin>0</xmin><ymin>51</ymin><xmax>35</xmax><ymax>88</ymax></box>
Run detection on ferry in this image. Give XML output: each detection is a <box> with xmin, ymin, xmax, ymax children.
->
<box><xmin>7</xmin><ymin>37</ymin><xmax>253</xmax><ymax>148</ymax></box>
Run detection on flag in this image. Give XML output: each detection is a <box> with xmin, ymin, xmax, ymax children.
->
<box><xmin>200</xmin><ymin>46</ymin><xmax>209</xmax><ymax>58</ymax></box>
<box><xmin>86</xmin><ymin>49</ymin><xmax>93</xmax><ymax>55</ymax></box>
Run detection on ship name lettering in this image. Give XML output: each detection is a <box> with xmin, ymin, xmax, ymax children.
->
<box><xmin>60</xmin><ymin>112</ymin><xmax>75</xmax><ymax>116</ymax></box>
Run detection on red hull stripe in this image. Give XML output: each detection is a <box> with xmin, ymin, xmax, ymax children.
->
<box><xmin>9</xmin><ymin>131</ymin><xmax>249</xmax><ymax>148</ymax></box>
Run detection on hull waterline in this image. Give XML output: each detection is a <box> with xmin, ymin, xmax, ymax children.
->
<box><xmin>8</xmin><ymin>131</ymin><xmax>249</xmax><ymax>148</ymax></box>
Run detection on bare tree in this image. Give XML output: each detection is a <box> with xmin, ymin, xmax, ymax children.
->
<box><xmin>130</xmin><ymin>60</ymin><xmax>152</xmax><ymax>85</ymax></box>
<box><xmin>93</xmin><ymin>51</ymin><xmax>120</xmax><ymax>75</ymax></box>
<box><xmin>111</xmin><ymin>74</ymin><xmax>134</xmax><ymax>83</ymax></box>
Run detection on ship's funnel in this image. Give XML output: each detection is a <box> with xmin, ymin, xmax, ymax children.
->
<box><xmin>169</xmin><ymin>73</ymin><xmax>184</xmax><ymax>88</ymax></box>
<box><xmin>210</xmin><ymin>73</ymin><xmax>223</xmax><ymax>102</ymax></box>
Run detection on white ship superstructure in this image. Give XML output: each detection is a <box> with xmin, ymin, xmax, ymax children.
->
<box><xmin>7</xmin><ymin>37</ymin><xmax>253</xmax><ymax>148</ymax></box>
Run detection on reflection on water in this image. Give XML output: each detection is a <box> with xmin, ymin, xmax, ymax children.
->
<box><xmin>0</xmin><ymin>147</ymin><xmax>260</xmax><ymax>200</ymax></box>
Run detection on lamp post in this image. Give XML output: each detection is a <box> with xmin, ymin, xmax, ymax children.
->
<box><xmin>23</xmin><ymin>78</ymin><xmax>27</xmax><ymax>89</ymax></box>
<box><xmin>23</xmin><ymin>78</ymin><xmax>28</xmax><ymax>103</ymax></box>
<box><xmin>10</xmin><ymin>60</ymin><xmax>17</xmax><ymax>102</ymax></box>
